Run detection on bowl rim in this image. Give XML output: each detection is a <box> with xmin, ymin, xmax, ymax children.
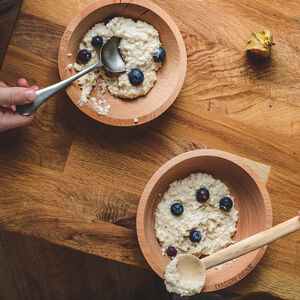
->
<box><xmin>136</xmin><ymin>149</ymin><xmax>273</xmax><ymax>291</ymax></box>
<box><xmin>58</xmin><ymin>0</ymin><xmax>187</xmax><ymax>127</ymax></box>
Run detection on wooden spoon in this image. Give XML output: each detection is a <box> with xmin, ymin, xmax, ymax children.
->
<box><xmin>175</xmin><ymin>214</ymin><xmax>300</xmax><ymax>288</ymax></box>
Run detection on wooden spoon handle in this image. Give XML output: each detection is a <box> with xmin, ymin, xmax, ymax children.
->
<box><xmin>202</xmin><ymin>215</ymin><xmax>300</xmax><ymax>270</ymax></box>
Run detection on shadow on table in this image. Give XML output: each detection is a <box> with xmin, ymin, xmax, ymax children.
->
<box><xmin>172</xmin><ymin>291</ymin><xmax>284</xmax><ymax>300</ymax></box>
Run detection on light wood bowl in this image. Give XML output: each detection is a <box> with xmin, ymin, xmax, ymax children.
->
<box><xmin>137</xmin><ymin>149</ymin><xmax>272</xmax><ymax>292</ymax></box>
<box><xmin>58</xmin><ymin>0</ymin><xmax>186</xmax><ymax>126</ymax></box>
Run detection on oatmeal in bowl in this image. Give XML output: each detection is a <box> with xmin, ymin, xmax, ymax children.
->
<box><xmin>155</xmin><ymin>172</ymin><xmax>239</xmax><ymax>296</ymax></box>
<box><xmin>137</xmin><ymin>149</ymin><xmax>272</xmax><ymax>292</ymax></box>
<box><xmin>73</xmin><ymin>16</ymin><xmax>166</xmax><ymax>111</ymax></box>
<box><xmin>58</xmin><ymin>0</ymin><xmax>187</xmax><ymax>126</ymax></box>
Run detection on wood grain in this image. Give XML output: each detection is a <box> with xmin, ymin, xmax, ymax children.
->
<box><xmin>0</xmin><ymin>0</ymin><xmax>22</xmax><ymax>69</ymax></box>
<box><xmin>0</xmin><ymin>230</ymin><xmax>169</xmax><ymax>300</ymax></box>
<box><xmin>0</xmin><ymin>0</ymin><xmax>299</xmax><ymax>298</ymax></box>
<box><xmin>10</xmin><ymin>13</ymin><xmax>65</xmax><ymax>61</ymax></box>
<box><xmin>0</xmin><ymin>126</ymin><xmax>72</xmax><ymax>171</ymax></box>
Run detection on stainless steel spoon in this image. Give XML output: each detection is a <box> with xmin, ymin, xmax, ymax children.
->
<box><xmin>16</xmin><ymin>36</ymin><xmax>126</xmax><ymax>116</ymax></box>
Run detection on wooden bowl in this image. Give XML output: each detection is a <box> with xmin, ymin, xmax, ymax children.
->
<box><xmin>137</xmin><ymin>149</ymin><xmax>272</xmax><ymax>292</ymax></box>
<box><xmin>58</xmin><ymin>0</ymin><xmax>186</xmax><ymax>126</ymax></box>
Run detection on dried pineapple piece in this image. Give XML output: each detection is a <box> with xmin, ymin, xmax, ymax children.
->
<box><xmin>246</xmin><ymin>29</ymin><xmax>275</xmax><ymax>58</ymax></box>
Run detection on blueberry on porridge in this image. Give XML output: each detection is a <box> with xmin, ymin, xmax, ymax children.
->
<box><xmin>196</xmin><ymin>188</ymin><xmax>210</xmax><ymax>202</ymax></box>
<box><xmin>153</xmin><ymin>46</ymin><xmax>166</xmax><ymax>62</ymax></box>
<box><xmin>170</xmin><ymin>203</ymin><xmax>184</xmax><ymax>216</ymax></box>
<box><xmin>104</xmin><ymin>16</ymin><xmax>114</xmax><ymax>26</ymax></box>
<box><xmin>189</xmin><ymin>230</ymin><xmax>202</xmax><ymax>243</ymax></box>
<box><xmin>128</xmin><ymin>68</ymin><xmax>144</xmax><ymax>86</ymax></box>
<box><xmin>91</xmin><ymin>35</ymin><xmax>103</xmax><ymax>48</ymax></box>
<box><xmin>77</xmin><ymin>49</ymin><xmax>92</xmax><ymax>63</ymax></box>
<box><xmin>219</xmin><ymin>196</ymin><xmax>233</xmax><ymax>211</ymax></box>
<box><xmin>166</xmin><ymin>246</ymin><xmax>178</xmax><ymax>258</ymax></box>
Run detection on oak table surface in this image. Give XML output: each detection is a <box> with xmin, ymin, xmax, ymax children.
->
<box><xmin>0</xmin><ymin>0</ymin><xmax>299</xmax><ymax>298</ymax></box>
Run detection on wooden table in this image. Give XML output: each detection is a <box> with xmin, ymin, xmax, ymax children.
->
<box><xmin>0</xmin><ymin>0</ymin><xmax>23</xmax><ymax>69</ymax></box>
<box><xmin>0</xmin><ymin>0</ymin><xmax>299</xmax><ymax>298</ymax></box>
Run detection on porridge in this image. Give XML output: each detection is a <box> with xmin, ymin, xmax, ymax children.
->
<box><xmin>71</xmin><ymin>16</ymin><xmax>165</xmax><ymax>114</ymax></box>
<box><xmin>155</xmin><ymin>172</ymin><xmax>238</xmax><ymax>257</ymax></box>
<box><xmin>155</xmin><ymin>172</ymin><xmax>238</xmax><ymax>295</ymax></box>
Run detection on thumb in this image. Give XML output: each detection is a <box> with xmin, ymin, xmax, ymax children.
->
<box><xmin>0</xmin><ymin>108</ymin><xmax>34</xmax><ymax>133</ymax></box>
<box><xmin>0</xmin><ymin>87</ymin><xmax>36</xmax><ymax>106</ymax></box>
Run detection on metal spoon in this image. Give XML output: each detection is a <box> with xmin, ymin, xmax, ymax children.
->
<box><xmin>16</xmin><ymin>36</ymin><xmax>126</xmax><ymax>116</ymax></box>
<box><xmin>166</xmin><ymin>214</ymin><xmax>300</xmax><ymax>294</ymax></box>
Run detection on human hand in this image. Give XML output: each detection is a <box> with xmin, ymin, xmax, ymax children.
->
<box><xmin>0</xmin><ymin>78</ymin><xmax>39</xmax><ymax>133</ymax></box>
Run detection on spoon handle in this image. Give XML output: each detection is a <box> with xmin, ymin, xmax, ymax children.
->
<box><xmin>16</xmin><ymin>60</ymin><xmax>102</xmax><ymax>116</ymax></box>
<box><xmin>202</xmin><ymin>215</ymin><xmax>300</xmax><ymax>270</ymax></box>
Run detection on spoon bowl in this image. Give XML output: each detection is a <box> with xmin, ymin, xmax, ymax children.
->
<box><xmin>177</xmin><ymin>254</ymin><xmax>206</xmax><ymax>283</ymax></box>
<box><xmin>101</xmin><ymin>36</ymin><xmax>125</xmax><ymax>72</ymax></box>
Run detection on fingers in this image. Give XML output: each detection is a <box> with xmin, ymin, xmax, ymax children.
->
<box><xmin>0</xmin><ymin>107</ymin><xmax>34</xmax><ymax>132</ymax></box>
<box><xmin>0</xmin><ymin>79</ymin><xmax>39</xmax><ymax>111</ymax></box>
<box><xmin>17</xmin><ymin>78</ymin><xmax>39</xmax><ymax>91</ymax></box>
<box><xmin>0</xmin><ymin>82</ymin><xmax>8</xmax><ymax>88</ymax></box>
<box><xmin>0</xmin><ymin>80</ymin><xmax>37</xmax><ymax>132</ymax></box>
<box><xmin>17</xmin><ymin>78</ymin><xmax>29</xmax><ymax>88</ymax></box>
<box><xmin>0</xmin><ymin>87</ymin><xmax>36</xmax><ymax>106</ymax></box>
<box><xmin>31</xmin><ymin>85</ymin><xmax>39</xmax><ymax>91</ymax></box>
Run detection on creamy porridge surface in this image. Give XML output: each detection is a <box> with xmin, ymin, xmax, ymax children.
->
<box><xmin>154</xmin><ymin>172</ymin><xmax>238</xmax><ymax>256</ymax></box>
<box><xmin>73</xmin><ymin>17</ymin><xmax>163</xmax><ymax>111</ymax></box>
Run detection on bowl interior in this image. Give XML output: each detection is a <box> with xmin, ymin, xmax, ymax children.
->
<box><xmin>59</xmin><ymin>1</ymin><xmax>186</xmax><ymax>126</ymax></box>
<box><xmin>139</xmin><ymin>152</ymin><xmax>271</xmax><ymax>292</ymax></box>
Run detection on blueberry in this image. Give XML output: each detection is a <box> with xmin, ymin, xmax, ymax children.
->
<box><xmin>166</xmin><ymin>246</ymin><xmax>177</xmax><ymax>258</ymax></box>
<box><xmin>77</xmin><ymin>49</ymin><xmax>91</xmax><ymax>63</ymax></box>
<box><xmin>91</xmin><ymin>36</ymin><xmax>103</xmax><ymax>48</ymax></box>
<box><xmin>219</xmin><ymin>197</ymin><xmax>233</xmax><ymax>211</ymax></box>
<box><xmin>153</xmin><ymin>46</ymin><xmax>166</xmax><ymax>62</ymax></box>
<box><xmin>170</xmin><ymin>203</ymin><xmax>184</xmax><ymax>216</ymax></box>
<box><xmin>128</xmin><ymin>68</ymin><xmax>144</xmax><ymax>86</ymax></box>
<box><xmin>189</xmin><ymin>230</ymin><xmax>202</xmax><ymax>243</ymax></box>
<box><xmin>104</xmin><ymin>16</ymin><xmax>114</xmax><ymax>25</ymax></box>
<box><xmin>196</xmin><ymin>188</ymin><xmax>210</xmax><ymax>202</ymax></box>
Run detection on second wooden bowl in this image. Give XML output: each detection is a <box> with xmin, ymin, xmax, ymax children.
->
<box><xmin>58</xmin><ymin>0</ymin><xmax>187</xmax><ymax>126</ymax></box>
<box><xmin>137</xmin><ymin>149</ymin><xmax>272</xmax><ymax>292</ymax></box>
